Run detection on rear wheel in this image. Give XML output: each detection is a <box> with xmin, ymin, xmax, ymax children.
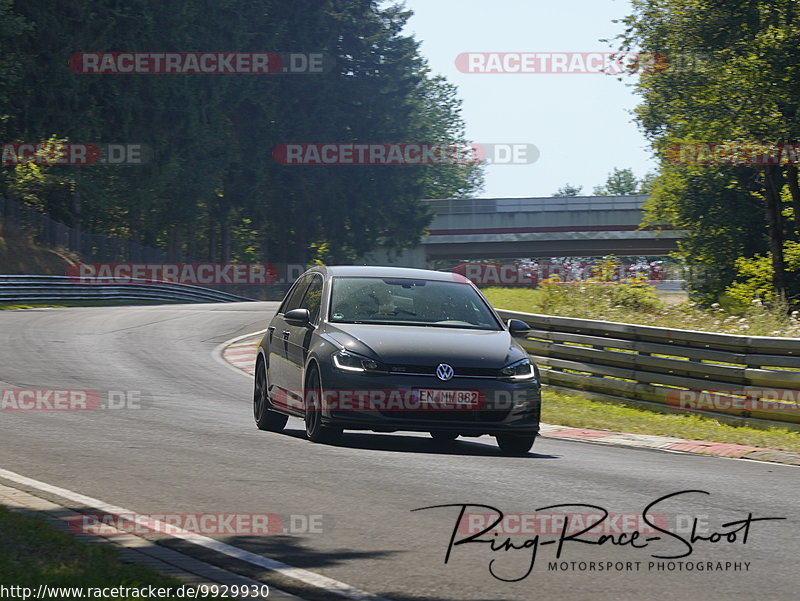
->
<box><xmin>430</xmin><ymin>431</ymin><xmax>458</xmax><ymax>442</ymax></box>
<box><xmin>304</xmin><ymin>366</ymin><xmax>342</xmax><ymax>444</ymax></box>
<box><xmin>254</xmin><ymin>359</ymin><xmax>288</xmax><ymax>432</ymax></box>
<box><xmin>495</xmin><ymin>432</ymin><xmax>536</xmax><ymax>455</ymax></box>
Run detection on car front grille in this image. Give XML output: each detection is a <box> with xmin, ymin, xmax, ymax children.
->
<box><xmin>387</xmin><ymin>364</ymin><xmax>498</xmax><ymax>378</ymax></box>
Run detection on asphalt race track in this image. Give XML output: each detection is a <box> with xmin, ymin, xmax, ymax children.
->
<box><xmin>0</xmin><ymin>303</ymin><xmax>797</xmax><ymax>600</ymax></box>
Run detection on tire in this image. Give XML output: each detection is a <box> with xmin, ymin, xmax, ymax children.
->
<box><xmin>430</xmin><ymin>431</ymin><xmax>459</xmax><ymax>442</ymax></box>
<box><xmin>254</xmin><ymin>359</ymin><xmax>288</xmax><ymax>432</ymax></box>
<box><xmin>304</xmin><ymin>366</ymin><xmax>342</xmax><ymax>444</ymax></box>
<box><xmin>495</xmin><ymin>432</ymin><xmax>536</xmax><ymax>455</ymax></box>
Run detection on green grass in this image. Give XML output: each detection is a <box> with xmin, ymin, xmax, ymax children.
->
<box><xmin>0</xmin><ymin>505</ymin><xmax>212</xmax><ymax>599</ymax></box>
<box><xmin>543</xmin><ymin>389</ymin><xmax>800</xmax><ymax>452</ymax></box>
<box><xmin>483</xmin><ymin>284</ymin><xmax>800</xmax><ymax>337</ymax></box>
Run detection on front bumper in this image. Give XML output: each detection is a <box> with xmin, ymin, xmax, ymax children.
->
<box><xmin>317</xmin><ymin>362</ymin><xmax>540</xmax><ymax>436</ymax></box>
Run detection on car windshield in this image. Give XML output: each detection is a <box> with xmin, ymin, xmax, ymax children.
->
<box><xmin>329</xmin><ymin>276</ymin><xmax>502</xmax><ymax>330</ymax></box>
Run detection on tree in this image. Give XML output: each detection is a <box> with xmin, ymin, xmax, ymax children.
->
<box><xmin>0</xmin><ymin>0</ymin><xmax>483</xmax><ymax>266</ymax></box>
<box><xmin>553</xmin><ymin>183</ymin><xmax>583</xmax><ymax>197</ymax></box>
<box><xmin>637</xmin><ymin>171</ymin><xmax>656</xmax><ymax>194</ymax></box>
<box><xmin>642</xmin><ymin>163</ymin><xmax>767</xmax><ymax>304</ymax></box>
<box><xmin>619</xmin><ymin>0</ymin><xmax>800</xmax><ymax>303</ymax></box>
<box><xmin>593</xmin><ymin>167</ymin><xmax>645</xmax><ymax>195</ymax></box>
<box><xmin>0</xmin><ymin>0</ymin><xmax>29</xmax><ymax>139</ymax></box>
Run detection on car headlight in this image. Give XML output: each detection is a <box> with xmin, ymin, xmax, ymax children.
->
<box><xmin>500</xmin><ymin>358</ymin><xmax>537</xmax><ymax>381</ymax></box>
<box><xmin>332</xmin><ymin>350</ymin><xmax>380</xmax><ymax>373</ymax></box>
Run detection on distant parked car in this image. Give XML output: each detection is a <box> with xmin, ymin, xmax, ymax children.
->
<box><xmin>253</xmin><ymin>266</ymin><xmax>541</xmax><ymax>454</ymax></box>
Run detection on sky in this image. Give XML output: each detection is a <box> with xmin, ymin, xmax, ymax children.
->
<box><xmin>400</xmin><ymin>0</ymin><xmax>656</xmax><ymax>198</ymax></box>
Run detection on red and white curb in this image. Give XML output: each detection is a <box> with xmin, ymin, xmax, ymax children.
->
<box><xmin>213</xmin><ymin>330</ymin><xmax>264</xmax><ymax>378</ymax></box>
<box><xmin>217</xmin><ymin>333</ymin><xmax>800</xmax><ymax>466</ymax></box>
<box><xmin>222</xmin><ymin>336</ymin><xmax>260</xmax><ymax>376</ymax></box>
<box><xmin>536</xmin><ymin>425</ymin><xmax>800</xmax><ymax>464</ymax></box>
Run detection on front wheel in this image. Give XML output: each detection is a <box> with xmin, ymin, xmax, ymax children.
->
<box><xmin>304</xmin><ymin>366</ymin><xmax>342</xmax><ymax>444</ymax></box>
<box><xmin>254</xmin><ymin>359</ymin><xmax>288</xmax><ymax>432</ymax></box>
<box><xmin>495</xmin><ymin>432</ymin><xmax>536</xmax><ymax>455</ymax></box>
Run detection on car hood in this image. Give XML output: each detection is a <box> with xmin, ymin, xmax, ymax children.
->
<box><xmin>323</xmin><ymin>324</ymin><xmax>520</xmax><ymax>368</ymax></box>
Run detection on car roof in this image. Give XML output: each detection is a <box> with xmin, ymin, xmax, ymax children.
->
<box><xmin>309</xmin><ymin>265</ymin><xmax>463</xmax><ymax>282</ymax></box>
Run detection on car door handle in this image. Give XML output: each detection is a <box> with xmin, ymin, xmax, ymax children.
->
<box><xmin>282</xmin><ymin>330</ymin><xmax>290</xmax><ymax>338</ymax></box>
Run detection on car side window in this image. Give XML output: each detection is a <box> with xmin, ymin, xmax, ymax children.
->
<box><xmin>280</xmin><ymin>275</ymin><xmax>311</xmax><ymax>314</ymax></box>
<box><xmin>299</xmin><ymin>275</ymin><xmax>323</xmax><ymax>323</ymax></box>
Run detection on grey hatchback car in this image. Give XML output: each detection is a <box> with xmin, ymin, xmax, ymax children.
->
<box><xmin>253</xmin><ymin>266</ymin><xmax>541</xmax><ymax>453</ymax></box>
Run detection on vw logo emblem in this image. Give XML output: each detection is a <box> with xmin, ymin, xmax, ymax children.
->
<box><xmin>436</xmin><ymin>363</ymin><xmax>454</xmax><ymax>381</ymax></box>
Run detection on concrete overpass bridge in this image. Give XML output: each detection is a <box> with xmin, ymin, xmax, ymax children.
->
<box><xmin>372</xmin><ymin>195</ymin><xmax>684</xmax><ymax>267</ymax></box>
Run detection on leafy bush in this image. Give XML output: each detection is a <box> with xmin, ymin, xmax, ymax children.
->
<box><xmin>483</xmin><ymin>282</ymin><xmax>800</xmax><ymax>337</ymax></box>
<box><xmin>606</xmin><ymin>281</ymin><xmax>663</xmax><ymax>311</ymax></box>
<box><xmin>725</xmin><ymin>241</ymin><xmax>800</xmax><ymax>307</ymax></box>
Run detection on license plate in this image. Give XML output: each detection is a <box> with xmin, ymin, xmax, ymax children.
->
<box><xmin>417</xmin><ymin>389</ymin><xmax>480</xmax><ymax>408</ymax></box>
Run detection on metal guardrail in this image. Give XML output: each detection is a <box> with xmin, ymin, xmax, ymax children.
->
<box><xmin>496</xmin><ymin>309</ymin><xmax>800</xmax><ymax>430</ymax></box>
<box><xmin>0</xmin><ymin>275</ymin><xmax>255</xmax><ymax>304</ymax></box>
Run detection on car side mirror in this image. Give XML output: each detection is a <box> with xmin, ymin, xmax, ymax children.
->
<box><xmin>507</xmin><ymin>319</ymin><xmax>530</xmax><ymax>335</ymax></box>
<box><xmin>285</xmin><ymin>308</ymin><xmax>311</xmax><ymax>326</ymax></box>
